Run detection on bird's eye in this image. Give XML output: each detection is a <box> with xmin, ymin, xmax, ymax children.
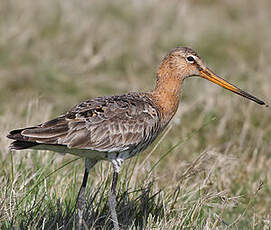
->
<box><xmin>186</xmin><ymin>56</ymin><xmax>195</xmax><ymax>63</ymax></box>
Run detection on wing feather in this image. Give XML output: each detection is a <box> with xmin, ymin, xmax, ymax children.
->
<box><xmin>8</xmin><ymin>93</ymin><xmax>161</xmax><ymax>155</ymax></box>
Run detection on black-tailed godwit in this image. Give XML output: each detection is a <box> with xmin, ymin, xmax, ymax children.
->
<box><xmin>7</xmin><ymin>47</ymin><xmax>267</xmax><ymax>229</ymax></box>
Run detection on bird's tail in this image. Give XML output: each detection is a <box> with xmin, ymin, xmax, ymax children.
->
<box><xmin>9</xmin><ymin>140</ymin><xmax>39</xmax><ymax>150</ymax></box>
<box><xmin>7</xmin><ymin>128</ymin><xmax>39</xmax><ymax>150</ymax></box>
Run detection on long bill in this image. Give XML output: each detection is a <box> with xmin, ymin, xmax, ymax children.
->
<box><xmin>200</xmin><ymin>68</ymin><xmax>267</xmax><ymax>106</ymax></box>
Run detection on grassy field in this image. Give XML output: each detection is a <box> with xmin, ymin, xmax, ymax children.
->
<box><xmin>1</xmin><ymin>0</ymin><xmax>271</xmax><ymax>229</ymax></box>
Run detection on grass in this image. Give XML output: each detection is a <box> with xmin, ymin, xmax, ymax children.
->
<box><xmin>1</xmin><ymin>0</ymin><xmax>271</xmax><ymax>229</ymax></box>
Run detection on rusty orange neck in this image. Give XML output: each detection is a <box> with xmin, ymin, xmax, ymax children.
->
<box><xmin>151</xmin><ymin>68</ymin><xmax>183</xmax><ymax>123</ymax></box>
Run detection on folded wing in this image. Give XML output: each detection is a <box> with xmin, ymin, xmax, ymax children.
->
<box><xmin>8</xmin><ymin>93</ymin><xmax>161</xmax><ymax>154</ymax></box>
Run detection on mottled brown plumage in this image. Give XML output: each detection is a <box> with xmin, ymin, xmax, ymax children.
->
<box><xmin>7</xmin><ymin>47</ymin><xmax>267</xmax><ymax>229</ymax></box>
<box><xmin>8</xmin><ymin>93</ymin><xmax>162</xmax><ymax>161</ymax></box>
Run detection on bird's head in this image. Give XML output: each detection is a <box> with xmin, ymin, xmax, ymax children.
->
<box><xmin>156</xmin><ymin>47</ymin><xmax>267</xmax><ymax>106</ymax></box>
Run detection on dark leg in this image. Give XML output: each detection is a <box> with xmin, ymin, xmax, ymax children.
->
<box><xmin>77</xmin><ymin>168</ymin><xmax>89</xmax><ymax>206</ymax></box>
<box><xmin>109</xmin><ymin>159</ymin><xmax>123</xmax><ymax>230</ymax></box>
<box><xmin>77</xmin><ymin>168</ymin><xmax>89</xmax><ymax>227</ymax></box>
<box><xmin>76</xmin><ymin>158</ymin><xmax>97</xmax><ymax>228</ymax></box>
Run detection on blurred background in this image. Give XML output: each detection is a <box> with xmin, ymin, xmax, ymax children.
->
<box><xmin>1</xmin><ymin>0</ymin><xmax>271</xmax><ymax>229</ymax></box>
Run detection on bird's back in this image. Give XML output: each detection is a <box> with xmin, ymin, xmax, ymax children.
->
<box><xmin>7</xmin><ymin>92</ymin><xmax>163</xmax><ymax>161</ymax></box>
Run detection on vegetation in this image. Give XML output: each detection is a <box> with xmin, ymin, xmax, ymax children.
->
<box><xmin>0</xmin><ymin>0</ymin><xmax>270</xmax><ymax>229</ymax></box>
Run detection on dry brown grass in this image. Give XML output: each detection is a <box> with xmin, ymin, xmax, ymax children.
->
<box><xmin>0</xmin><ymin>0</ymin><xmax>271</xmax><ymax>229</ymax></box>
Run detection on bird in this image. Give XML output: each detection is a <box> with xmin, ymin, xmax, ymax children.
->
<box><xmin>7</xmin><ymin>47</ymin><xmax>267</xmax><ymax>229</ymax></box>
